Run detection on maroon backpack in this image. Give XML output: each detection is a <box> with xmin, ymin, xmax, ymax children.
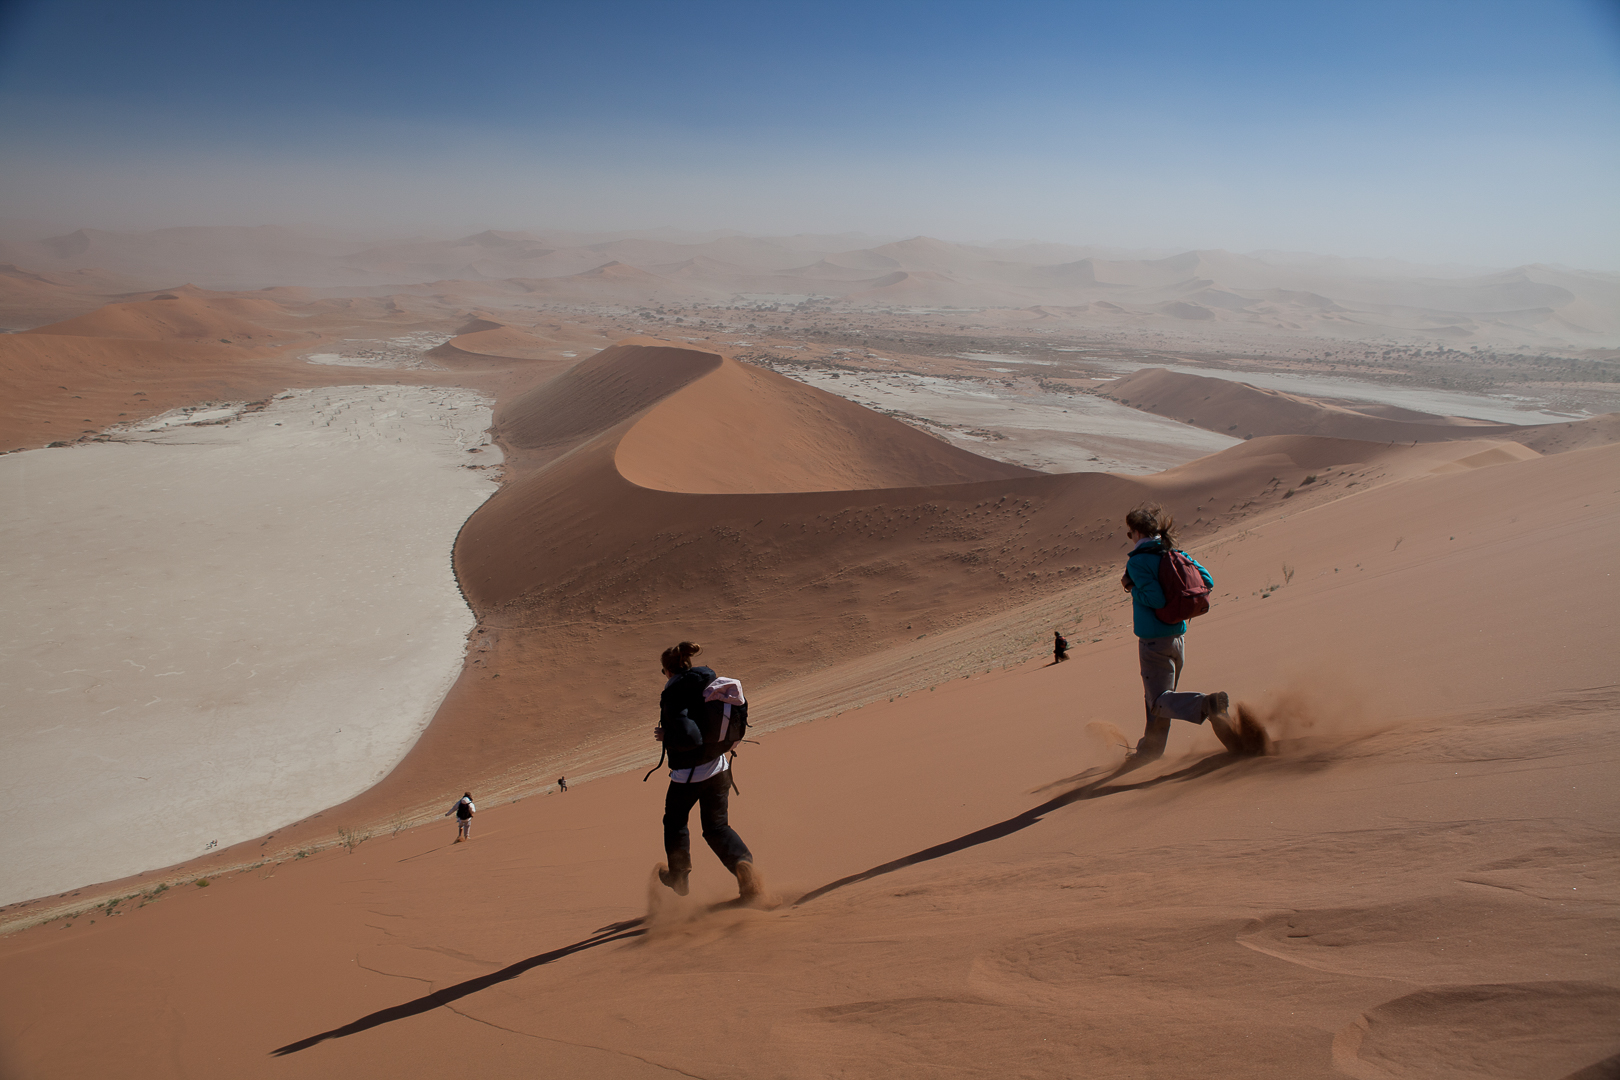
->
<box><xmin>1155</xmin><ymin>550</ymin><xmax>1211</xmax><ymax>623</ymax></box>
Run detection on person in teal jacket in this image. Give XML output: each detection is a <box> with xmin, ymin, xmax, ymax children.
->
<box><xmin>1121</xmin><ymin>504</ymin><xmax>1241</xmax><ymax>761</ymax></box>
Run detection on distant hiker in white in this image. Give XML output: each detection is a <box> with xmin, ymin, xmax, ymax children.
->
<box><xmin>445</xmin><ymin>792</ymin><xmax>476</xmax><ymax>841</ymax></box>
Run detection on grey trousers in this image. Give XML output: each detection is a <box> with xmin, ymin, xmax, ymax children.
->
<box><xmin>1137</xmin><ymin>635</ymin><xmax>1206</xmax><ymax>756</ymax></box>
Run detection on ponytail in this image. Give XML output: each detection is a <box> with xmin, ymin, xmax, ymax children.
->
<box><xmin>660</xmin><ymin>641</ymin><xmax>702</xmax><ymax>673</ymax></box>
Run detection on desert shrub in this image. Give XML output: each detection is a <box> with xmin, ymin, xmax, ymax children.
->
<box><xmin>337</xmin><ymin>827</ymin><xmax>370</xmax><ymax>854</ymax></box>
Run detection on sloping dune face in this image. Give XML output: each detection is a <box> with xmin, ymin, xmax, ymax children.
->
<box><xmin>23</xmin><ymin>293</ymin><xmax>290</xmax><ymax>344</ymax></box>
<box><xmin>1102</xmin><ymin>367</ymin><xmax>1577</xmax><ymax>444</ymax></box>
<box><xmin>494</xmin><ymin>341</ymin><xmax>722</xmax><ymax>459</ymax></box>
<box><xmin>0</xmin><ymin>289</ymin><xmax>499</xmax><ymax>450</ymax></box>
<box><xmin>616</xmin><ymin>354</ymin><xmax>1035</xmax><ymax>493</ymax></box>
<box><xmin>425</xmin><ymin>319</ymin><xmax>558</xmax><ymax>363</ymax></box>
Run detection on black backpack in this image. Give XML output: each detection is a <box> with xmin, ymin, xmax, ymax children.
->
<box><xmin>699</xmin><ymin>678</ymin><xmax>749</xmax><ymax>756</ymax></box>
<box><xmin>643</xmin><ymin>675</ymin><xmax>751</xmax><ymax>781</ymax></box>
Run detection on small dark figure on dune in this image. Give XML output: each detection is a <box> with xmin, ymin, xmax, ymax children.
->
<box><xmin>651</xmin><ymin>641</ymin><xmax>763</xmax><ymax>902</ymax></box>
<box><xmin>557</xmin><ymin>776</ymin><xmax>567</xmax><ymax>792</ymax></box>
<box><xmin>1053</xmin><ymin>629</ymin><xmax>1070</xmax><ymax>662</ymax></box>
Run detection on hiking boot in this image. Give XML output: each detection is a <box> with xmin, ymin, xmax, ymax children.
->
<box><xmin>657</xmin><ymin>860</ymin><xmax>690</xmax><ymax>896</ymax></box>
<box><xmin>734</xmin><ymin>860</ymin><xmax>764</xmax><ymax>903</ymax></box>
<box><xmin>1203</xmin><ymin>692</ymin><xmax>1243</xmax><ymax>753</ymax></box>
<box><xmin>1128</xmin><ymin>728</ymin><xmax>1166</xmax><ymax>761</ymax></box>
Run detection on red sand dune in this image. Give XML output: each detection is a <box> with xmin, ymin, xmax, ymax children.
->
<box><xmin>0</xmin><ymin>332</ymin><xmax>283</xmax><ymax>449</ymax></box>
<box><xmin>0</xmin><ymin>291</ymin><xmax>537</xmax><ymax>451</ymax></box>
<box><xmin>0</xmin><ymin>263</ymin><xmax>147</xmax><ymax>328</ymax></box>
<box><xmin>1102</xmin><ymin>366</ymin><xmax>1620</xmax><ymax>446</ymax></box>
<box><xmin>615</xmin><ymin>351</ymin><xmax>1034</xmax><ymax>493</ymax></box>
<box><xmin>1</xmin><ymin>333</ymin><xmax>1615</xmax><ymax>1077</ymax></box>
<box><xmin>24</xmin><ymin>289</ymin><xmax>292</xmax><ymax>344</ymax></box>
<box><xmin>425</xmin><ymin>317</ymin><xmax>564</xmax><ymax>364</ymax></box>
<box><xmin>493</xmin><ymin>339</ymin><xmax>724</xmax><ymax>461</ymax></box>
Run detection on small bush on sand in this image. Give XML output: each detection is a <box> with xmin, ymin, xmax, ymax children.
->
<box><xmin>337</xmin><ymin>827</ymin><xmax>370</xmax><ymax>854</ymax></box>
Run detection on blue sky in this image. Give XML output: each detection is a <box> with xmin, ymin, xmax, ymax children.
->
<box><xmin>1</xmin><ymin>0</ymin><xmax>1616</xmax><ymax>267</ymax></box>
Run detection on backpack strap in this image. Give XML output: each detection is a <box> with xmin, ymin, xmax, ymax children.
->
<box><xmin>642</xmin><ymin>744</ymin><xmax>666</xmax><ymax>782</ymax></box>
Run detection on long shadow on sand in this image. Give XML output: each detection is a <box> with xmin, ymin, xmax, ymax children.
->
<box><xmin>273</xmin><ymin>754</ymin><xmax>1234</xmax><ymax>1054</ymax></box>
<box><xmin>269</xmin><ymin>918</ymin><xmax>647</xmax><ymax>1056</ymax></box>
<box><xmin>793</xmin><ymin>752</ymin><xmax>1236</xmax><ymax>907</ymax></box>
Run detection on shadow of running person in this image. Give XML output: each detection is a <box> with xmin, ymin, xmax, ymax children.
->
<box><xmin>270</xmin><ymin>917</ymin><xmax>647</xmax><ymax>1056</ymax></box>
<box><xmin>274</xmin><ymin>754</ymin><xmax>1239</xmax><ymax>1054</ymax></box>
<box><xmin>793</xmin><ymin>751</ymin><xmax>1238</xmax><ymax>907</ymax></box>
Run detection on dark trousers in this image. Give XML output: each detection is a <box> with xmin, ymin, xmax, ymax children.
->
<box><xmin>663</xmin><ymin>770</ymin><xmax>752</xmax><ymax>873</ymax></box>
<box><xmin>1137</xmin><ymin>634</ymin><xmax>1206</xmax><ymax>756</ymax></box>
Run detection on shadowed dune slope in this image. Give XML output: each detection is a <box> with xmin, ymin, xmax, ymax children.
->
<box><xmin>616</xmin><ymin>352</ymin><xmax>1036</xmax><ymax>493</ymax></box>
<box><xmin>0</xmin><ymin>263</ymin><xmax>145</xmax><ymax>328</ymax></box>
<box><xmin>1518</xmin><ymin>411</ymin><xmax>1620</xmax><ymax>454</ymax></box>
<box><xmin>426</xmin><ymin>319</ymin><xmax>558</xmax><ymax>363</ymax></box>
<box><xmin>23</xmin><ymin>291</ymin><xmax>291</xmax><ymax>343</ymax></box>
<box><xmin>0</xmin><ymin>333</ymin><xmax>300</xmax><ymax>449</ymax></box>
<box><xmin>492</xmin><ymin>340</ymin><xmax>723</xmax><ymax>458</ymax></box>
<box><xmin>0</xmin><ymin>292</ymin><xmax>529</xmax><ymax>450</ymax></box>
<box><xmin>1099</xmin><ymin>366</ymin><xmax>1607</xmax><ymax>445</ymax></box>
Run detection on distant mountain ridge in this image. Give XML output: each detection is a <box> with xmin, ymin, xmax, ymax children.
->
<box><xmin>0</xmin><ymin>226</ymin><xmax>1614</xmax><ymax>347</ymax></box>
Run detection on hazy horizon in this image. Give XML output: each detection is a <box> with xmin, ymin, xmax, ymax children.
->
<box><xmin>1</xmin><ymin>219</ymin><xmax>1600</xmax><ymax>280</ymax></box>
<box><xmin>2</xmin><ymin>0</ymin><xmax>1618</xmax><ymax>271</ymax></box>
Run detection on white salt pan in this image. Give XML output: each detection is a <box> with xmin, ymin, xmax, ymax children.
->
<box><xmin>0</xmin><ymin>386</ymin><xmax>499</xmax><ymax>906</ymax></box>
<box><xmin>785</xmin><ymin>366</ymin><xmax>1238</xmax><ymax>474</ymax></box>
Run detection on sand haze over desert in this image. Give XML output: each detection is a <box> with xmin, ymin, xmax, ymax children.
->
<box><xmin>2</xmin><ymin>2</ymin><xmax>1618</xmax><ymax>1078</ymax></box>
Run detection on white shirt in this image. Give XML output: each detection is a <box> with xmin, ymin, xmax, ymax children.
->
<box><xmin>669</xmin><ymin>754</ymin><xmax>730</xmax><ymax>784</ymax></box>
